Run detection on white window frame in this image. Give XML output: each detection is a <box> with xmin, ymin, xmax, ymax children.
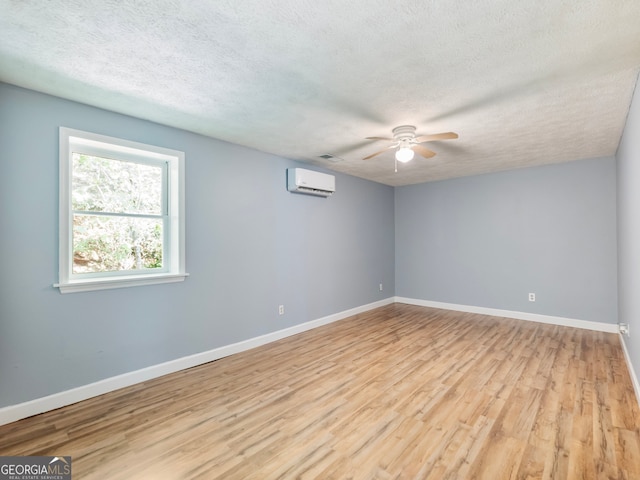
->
<box><xmin>56</xmin><ymin>127</ymin><xmax>187</xmax><ymax>293</ymax></box>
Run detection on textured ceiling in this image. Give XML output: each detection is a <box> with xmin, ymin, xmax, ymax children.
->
<box><xmin>1</xmin><ymin>1</ymin><xmax>639</xmax><ymax>186</ymax></box>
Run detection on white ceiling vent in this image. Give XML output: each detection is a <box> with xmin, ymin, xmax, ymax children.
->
<box><xmin>318</xmin><ymin>154</ymin><xmax>343</xmax><ymax>163</ymax></box>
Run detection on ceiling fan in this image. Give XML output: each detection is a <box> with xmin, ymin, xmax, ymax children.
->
<box><xmin>363</xmin><ymin>125</ymin><xmax>458</xmax><ymax>167</ymax></box>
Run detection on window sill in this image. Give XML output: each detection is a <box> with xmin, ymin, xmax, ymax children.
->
<box><xmin>54</xmin><ymin>273</ymin><xmax>189</xmax><ymax>294</ymax></box>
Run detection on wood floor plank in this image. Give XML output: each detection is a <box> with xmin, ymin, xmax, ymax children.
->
<box><xmin>1</xmin><ymin>304</ymin><xmax>639</xmax><ymax>479</ymax></box>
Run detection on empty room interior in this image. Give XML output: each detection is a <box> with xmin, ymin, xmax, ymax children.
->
<box><xmin>2</xmin><ymin>1</ymin><xmax>640</xmax><ymax>479</ymax></box>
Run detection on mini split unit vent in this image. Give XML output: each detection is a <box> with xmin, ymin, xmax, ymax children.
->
<box><xmin>287</xmin><ymin>168</ymin><xmax>335</xmax><ymax>197</ymax></box>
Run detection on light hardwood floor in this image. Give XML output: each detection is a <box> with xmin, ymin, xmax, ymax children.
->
<box><xmin>1</xmin><ymin>304</ymin><xmax>639</xmax><ymax>479</ymax></box>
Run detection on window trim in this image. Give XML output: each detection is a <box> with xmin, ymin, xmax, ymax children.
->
<box><xmin>56</xmin><ymin>127</ymin><xmax>187</xmax><ymax>293</ymax></box>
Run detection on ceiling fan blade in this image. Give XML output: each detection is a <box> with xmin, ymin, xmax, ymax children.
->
<box><xmin>413</xmin><ymin>145</ymin><xmax>437</xmax><ymax>159</ymax></box>
<box><xmin>415</xmin><ymin>132</ymin><xmax>458</xmax><ymax>143</ymax></box>
<box><xmin>363</xmin><ymin>146</ymin><xmax>393</xmax><ymax>160</ymax></box>
<box><xmin>365</xmin><ymin>136</ymin><xmax>394</xmax><ymax>141</ymax></box>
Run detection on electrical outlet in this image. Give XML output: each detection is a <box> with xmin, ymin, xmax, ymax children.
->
<box><xmin>379</xmin><ymin>283</ymin><xmax>383</xmax><ymax>291</ymax></box>
<box><xmin>278</xmin><ymin>305</ymin><xmax>284</xmax><ymax>315</ymax></box>
<box><xmin>619</xmin><ymin>323</ymin><xmax>630</xmax><ymax>337</ymax></box>
<box><xmin>528</xmin><ymin>293</ymin><xmax>536</xmax><ymax>302</ymax></box>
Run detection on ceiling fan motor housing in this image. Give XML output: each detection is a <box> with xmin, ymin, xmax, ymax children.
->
<box><xmin>392</xmin><ymin>125</ymin><xmax>417</xmax><ymax>142</ymax></box>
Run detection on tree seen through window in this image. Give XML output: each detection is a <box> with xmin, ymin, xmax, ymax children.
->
<box><xmin>71</xmin><ymin>153</ymin><xmax>165</xmax><ymax>273</ymax></box>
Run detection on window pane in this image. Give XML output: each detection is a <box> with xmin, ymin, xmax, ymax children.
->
<box><xmin>72</xmin><ymin>153</ymin><xmax>163</xmax><ymax>215</ymax></box>
<box><xmin>73</xmin><ymin>215</ymin><xmax>163</xmax><ymax>274</ymax></box>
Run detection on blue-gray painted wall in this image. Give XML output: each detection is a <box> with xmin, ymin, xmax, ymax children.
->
<box><xmin>395</xmin><ymin>157</ymin><xmax>618</xmax><ymax>323</ymax></box>
<box><xmin>617</xmin><ymin>73</ymin><xmax>640</xmax><ymax>381</ymax></box>
<box><xmin>0</xmin><ymin>83</ymin><xmax>395</xmax><ymax>407</ymax></box>
<box><xmin>0</xmin><ymin>79</ymin><xmax>631</xmax><ymax>410</ymax></box>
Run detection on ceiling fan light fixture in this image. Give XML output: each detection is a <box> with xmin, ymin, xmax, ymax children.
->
<box><xmin>395</xmin><ymin>146</ymin><xmax>414</xmax><ymax>163</ymax></box>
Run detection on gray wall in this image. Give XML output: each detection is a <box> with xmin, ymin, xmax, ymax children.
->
<box><xmin>617</xmin><ymin>73</ymin><xmax>640</xmax><ymax>379</ymax></box>
<box><xmin>395</xmin><ymin>157</ymin><xmax>618</xmax><ymax>323</ymax></box>
<box><xmin>0</xmin><ymin>80</ymin><xmax>629</xmax><ymax>410</ymax></box>
<box><xmin>0</xmin><ymin>83</ymin><xmax>395</xmax><ymax>407</ymax></box>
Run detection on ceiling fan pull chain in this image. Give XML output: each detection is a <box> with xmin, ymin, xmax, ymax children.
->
<box><xmin>395</xmin><ymin>157</ymin><xmax>398</xmax><ymax>173</ymax></box>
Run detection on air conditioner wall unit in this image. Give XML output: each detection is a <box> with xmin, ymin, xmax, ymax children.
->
<box><xmin>287</xmin><ymin>168</ymin><xmax>335</xmax><ymax>197</ymax></box>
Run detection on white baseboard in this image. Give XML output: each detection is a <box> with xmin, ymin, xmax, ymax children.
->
<box><xmin>0</xmin><ymin>297</ymin><xmax>394</xmax><ymax>427</ymax></box>
<box><xmin>394</xmin><ymin>297</ymin><xmax>619</xmax><ymax>333</ymax></box>
<box><xmin>619</xmin><ymin>334</ymin><xmax>640</xmax><ymax>408</ymax></box>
